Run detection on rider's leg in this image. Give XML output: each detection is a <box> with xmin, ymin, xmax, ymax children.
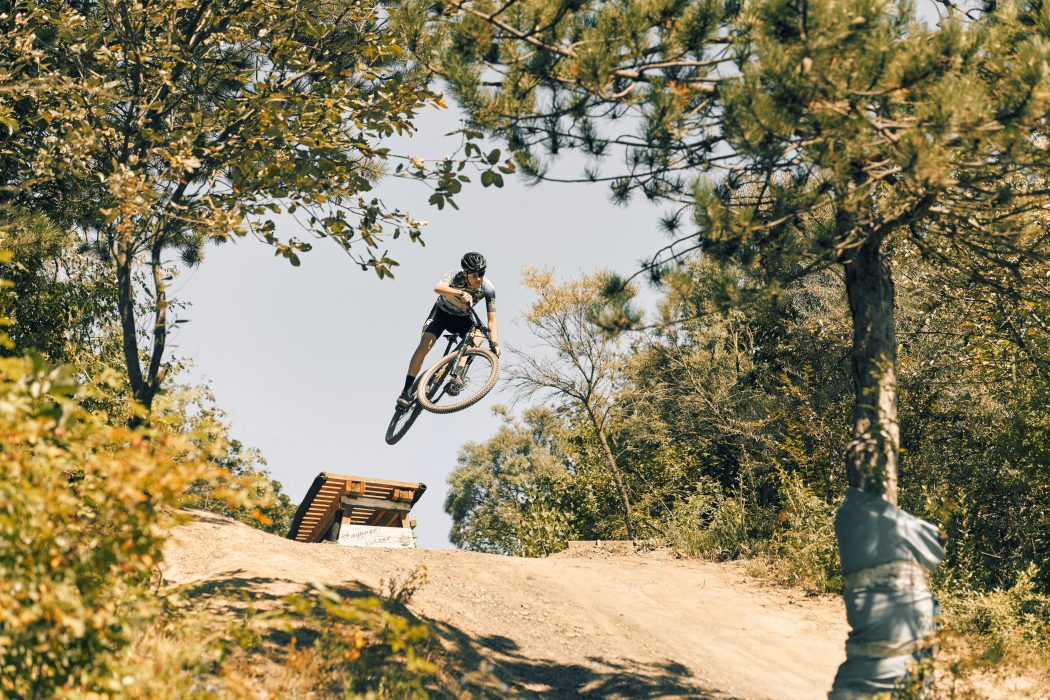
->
<box><xmin>398</xmin><ymin>305</ymin><xmax>455</xmax><ymax>408</ymax></box>
<box><xmin>402</xmin><ymin>332</ymin><xmax>437</xmax><ymax>396</ymax></box>
<box><xmin>408</xmin><ymin>333</ymin><xmax>437</xmax><ymax>377</ymax></box>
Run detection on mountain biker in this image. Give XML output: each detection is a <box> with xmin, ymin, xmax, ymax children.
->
<box><xmin>396</xmin><ymin>252</ymin><xmax>500</xmax><ymax>410</ymax></box>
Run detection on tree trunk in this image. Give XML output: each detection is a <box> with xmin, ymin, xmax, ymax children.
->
<box><xmin>116</xmin><ymin>246</ymin><xmax>151</xmax><ymax>414</ymax></box>
<box><xmin>115</xmin><ymin>238</ymin><xmax>167</xmax><ymax>420</ymax></box>
<box><xmin>144</xmin><ymin>238</ymin><xmax>169</xmax><ymax>407</ymax></box>
<box><xmin>587</xmin><ymin>405</ymin><xmax>637</xmax><ymax>539</ymax></box>
<box><xmin>843</xmin><ymin>239</ymin><xmax>899</xmax><ymax>504</ymax></box>
<box><xmin>833</xmin><ymin>240</ymin><xmax>943</xmax><ymax>699</ymax></box>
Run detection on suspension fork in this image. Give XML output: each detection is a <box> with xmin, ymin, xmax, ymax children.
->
<box><xmin>454</xmin><ymin>310</ymin><xmax>489</xmax><ymax>373</ymax></box>
<box><xmin>452</xmin><ymin>332</ymin><xmax>476</xmax><ymax>371</ymax></box>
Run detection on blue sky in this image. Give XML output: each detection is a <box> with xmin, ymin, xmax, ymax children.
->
<box><xmin>173</xmin><ymin>102</ymin><xmax>670</xmax><ymax>548</ymax></box>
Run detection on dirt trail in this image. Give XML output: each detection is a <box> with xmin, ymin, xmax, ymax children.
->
<box><xmin>163</xmin><ymin>511</ymin><xmax>848</xmax><ymax>699</ymax></box>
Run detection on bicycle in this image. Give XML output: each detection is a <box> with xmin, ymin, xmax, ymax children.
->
<box><xmin>384</xmin><ymin>307</ymin><xmax>500</xmax><ymax>445</ymax></box>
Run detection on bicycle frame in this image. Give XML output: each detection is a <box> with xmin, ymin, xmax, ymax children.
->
<box><xmin>433</xmin><ymin>307</ymin><xmax>491</xmax><ymax>382</ymax></box>
<box><xmin>388</xmin><ymin>307</ymin><xmax>498</xmax><ymax>442</ymax></box>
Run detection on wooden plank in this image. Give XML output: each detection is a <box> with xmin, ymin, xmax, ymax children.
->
<box><xmin>297</xmin><ymin>476</ymin><xmax>347</xmax><ymax>543</ymax></box>
<box><xmin>321</xmin><ymin>472</ymin><xmax>426</xmax><ymax>491</ymax></box>
<box><xmin>340</xmin><ymin>495</ymin><xmax>412</xmax><ymax>512</ymax></box>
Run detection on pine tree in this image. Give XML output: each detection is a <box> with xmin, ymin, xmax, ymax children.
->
<box><xmin>405</xmin><ymin>0</ymin><xmax>1050</xmax><ymax>693</ymax></box>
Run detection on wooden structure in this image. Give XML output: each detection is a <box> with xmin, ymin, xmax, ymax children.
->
<box><xmin>286</xmin><ymin>473</ymin><xmax>426</xmax><ymax>546</ymax></box>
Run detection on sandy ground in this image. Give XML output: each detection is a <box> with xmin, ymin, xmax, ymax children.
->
<box><xmin>162</xmin><ymin>511</ymin><xmax>848</xmax><ymax>699</ymax></box>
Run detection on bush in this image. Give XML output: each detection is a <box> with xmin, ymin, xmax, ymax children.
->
<box><xmin>663</xmin><ymin>474</ymin><xmax>842</xmax><ymax>593</ymax></box>
<box><xmin>516</xmin><ymin>487</ymin><xmax>574</xmax><ymax>557</ymax></box>
<box><xmin>663</xmin><ymin>478</ymin><xmax>756</xmax><ymax>559</ymax></box>
<box><xmin>119</xmin><ymin>569</ymin><xmax>506</xmax><ymax>699</ymax></box>
<box><xmin>940</xmin><ymin>564</ymin><xmax>1050</xmax><ymax>665</ymax></box>
<box><xmin>766</xmin><ymin>473</ymin><xmax>842</xmax><ymax>593</ymax></box>
<box><xmin>0</xmin><ymin>355</ymin><xmax>237</xmax><ymax>699</ymax></box>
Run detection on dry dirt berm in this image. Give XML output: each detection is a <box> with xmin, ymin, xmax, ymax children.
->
<box><xmin>163</xmin><ymin>510</ymin><xmax>852</xmax><ymax>698</ymax></box>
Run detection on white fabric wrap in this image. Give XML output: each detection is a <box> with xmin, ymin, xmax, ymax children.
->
<box><xmin>828</xmin><ymin>489</ymin><xmax>944</xmax><ymax>699</ymax></box>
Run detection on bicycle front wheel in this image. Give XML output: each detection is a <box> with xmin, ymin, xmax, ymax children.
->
<box><xmin>416</xmin><ymin>347</ymin><xmax>499</xmax><ymax>414</ymax></box>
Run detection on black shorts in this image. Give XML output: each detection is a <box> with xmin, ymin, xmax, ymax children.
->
<box><xmin>421</xmin><ymin>304</ymin><xmax>472</xmax><ymax>339</ymax></box>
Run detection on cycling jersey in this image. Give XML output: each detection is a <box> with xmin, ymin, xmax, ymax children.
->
<box><xmin>434</xmin><ymin>270</ymin><xmax>496</xmax><ymax>316</ymax></box>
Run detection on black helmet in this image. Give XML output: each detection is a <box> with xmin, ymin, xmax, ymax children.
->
<box><xmin>461</xmin><ymin>252</ymin><xmax>487</xmax><ymax>274</ymax></box>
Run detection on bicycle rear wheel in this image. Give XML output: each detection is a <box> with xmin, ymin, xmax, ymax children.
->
<box><xmin>416</xmin><ymin>347</ymin><xmax>499</xmax><ymax>414</ymax></box>
<box><xmin>385</xmin><ymin>404</ymin><xmax>422</xmax><ymax>445</ymax></box>
<box><xmin>384</xmin><ymin>368</ymin><xmax>450</xmax><ymax>444</ymax></box>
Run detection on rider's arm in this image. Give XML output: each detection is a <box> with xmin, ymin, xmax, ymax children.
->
<box><xmin>435</xmin><ymin>279</ymin><xmax>471</xmax><ymax>305</ymax></box>
<box><xmin>488</xmin><ymin>313</ymin><xmax>499</xmax><ymax>344</ymax></box>
<box><xmin>486</xmin><ymin>296</ymin><xmax>500</xmax><ymax>354</ymax></box>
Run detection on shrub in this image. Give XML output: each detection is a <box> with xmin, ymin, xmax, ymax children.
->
<box><xmin>662</xmin><ymin>473</ymin><xmax>842</xmax><ymax>594</ymax></box>
<box><xmin>0</xmin><ymin>355</ymin><xmax>236</xmax><ymax>699</ymax></box>
<box><xmin>766</xmin><ymin>473</ymin><xmax>842</xmax><ymax>593</ymax></box>
<box><xmin>281</xmin><ymin>585</ymin><xmax>438</xmax><ymax>698</ymax></box>
<box><xmin>120</xmin><ymin>570</ymin><xmax>507</xmax><ymax>699</ymax></box>
<box><xmin>940</xmin><ymin>564</ymin><xmax>1050</xmax><ymax>664</ymax></box>
<box><xmin>516</xmin><ymin>487</ymin><xmax>574</xmax><ymax>557</ymax></box>
<box><xmin>663</xmin><ymin>478</ymin><xmax>756</xmax><ymax>559</ymax></box>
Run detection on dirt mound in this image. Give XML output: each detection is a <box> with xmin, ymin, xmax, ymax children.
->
<box><xmin>163</xmin><ymin>510</ymin><xmax>849</xmax><ymax>699</ymax></box>
<box><xmin>551</xmin><ymin>539</ymin><xmax>673</xmax><ymax>559</ymax></box>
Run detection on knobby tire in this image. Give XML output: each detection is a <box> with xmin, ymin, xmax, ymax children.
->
<box><xmin>385</xmin><ymin>405</ymin><xmax>421</xmax><ymax>444</ymax></box>
<box><xmin>385</xmin><ymin>366</ymin><xmax>450</xmax><ymax>444</ymax></box>
<box><xmin>416</xmin><ymin>347</ymin><xmax>499</xmax><ymax>414</ymax></box>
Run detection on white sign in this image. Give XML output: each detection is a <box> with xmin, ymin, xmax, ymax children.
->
<box><xmin>337</xmin><ymin>524</ymin><xmax>416</xmax><ymax>548</ymax></box>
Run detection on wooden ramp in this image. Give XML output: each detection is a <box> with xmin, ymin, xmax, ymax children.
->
<box><xmin>286</xmin><ymin>473</ymin><xmax>426</xmax><ymax>543</ymax></box>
